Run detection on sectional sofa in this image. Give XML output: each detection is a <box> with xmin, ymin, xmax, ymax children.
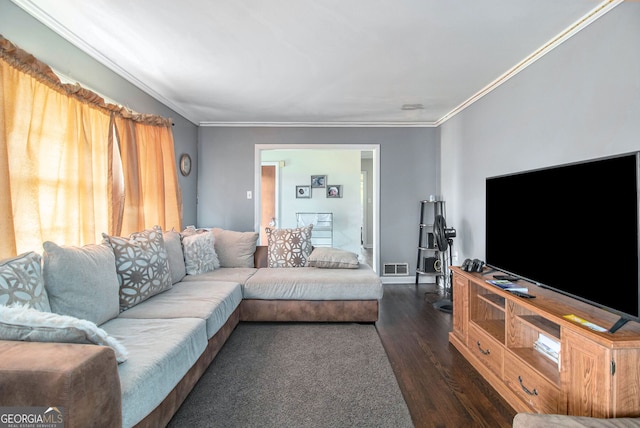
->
<box><xmin>0</xmin><ymin>225</ymin><xmax>383</xmax><ymax>428</ymax></box>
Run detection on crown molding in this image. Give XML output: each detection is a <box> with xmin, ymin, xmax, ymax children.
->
<box><xmin>13</xmin><ymin>0</ymin><xmax>621</xmax><ymax>129</ymax></box>
<box><xmin>198</xmin><ymin>121</ymin><xmax>437</xmax><ymax>127</ymax></box>
<box><xmin>11</xmin><ymin>0</ymin><xmax>199</xmax><ymax>124</ymax></box>
<box><xmin>434</xmin><ymin>0</ymin><xmax>622</xmax><ymax>126</ymax></box>
<box><xmin>195</xmin><ymin>0</ymin><xmax>620</xmax><ymax>129</ymax></box>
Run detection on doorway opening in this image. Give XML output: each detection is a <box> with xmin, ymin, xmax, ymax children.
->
<box><xmin>260</xmin><ymin>161</ymin><xmax>280</xmax><ymax>240</ymax></box>
<box><xmin>254</xmin><ymin>144</ymin><xmax>379</xmax><ymax>273</ymax></box>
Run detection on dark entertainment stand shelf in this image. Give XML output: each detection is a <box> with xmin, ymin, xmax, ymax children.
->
<box><xmin>449</xmin><ymin>266</ymin><xmax>640</xmax><ymax>417</ymax></box>
<box><xmin>415</xmin><ymin>200</ymin><xmax>446</xmax><ymax>284</ymax></box>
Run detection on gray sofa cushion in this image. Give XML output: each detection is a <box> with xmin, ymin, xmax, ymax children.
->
<box><xmin>117</xmin><ymin>280</ymin><xmax>242</xmax><ymax>339</ymax></box>
<box><xmin>101</xmin><ymin>317</ymin><xmax>207</xmax><ymax>428</ymax></box>
<box><xmin>180</xmin><ymin>267</ymin><xmax>258</xmax><ymax>285</ymax></box>
<box><xmin>43</xmin><ymin>241</ymin><xmax>119</xmax><ymax>325</ymax></box>
<box><xmin>243</xmin><ymin>265</ymin><xmax>383</xmax><ymax>300</ymax></box>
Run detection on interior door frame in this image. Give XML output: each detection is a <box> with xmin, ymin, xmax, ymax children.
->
<box><xmin>361</xmin><ymin>169</ymin><xmax>369</xmax><ymax>248</ymax></box>
<box><xmin>254</xmin><ymin>144</ymin><xmax>380</xmax><ymax>273</ymax></box>
<box><xmin>260</xmin><ymin>161</ymin><xmax>281</xmax><ymax>228</ymax></box>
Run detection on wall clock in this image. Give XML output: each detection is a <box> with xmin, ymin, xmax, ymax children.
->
<box><xmin>180</xmin><ymin>153</ymin><xmax>192</xmax><ymax>176</ymax></box>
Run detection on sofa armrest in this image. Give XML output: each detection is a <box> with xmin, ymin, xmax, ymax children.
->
<box><xmin>0</xmin><ymin>340</ymin><xmax>122</xmax><ymax>428</ymax></box>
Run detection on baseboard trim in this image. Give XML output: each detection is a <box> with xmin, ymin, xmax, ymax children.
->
<box><xmin>381</xmin><ymin>275</ymin><xmax>436</xmax><ymax>285</ymax></box>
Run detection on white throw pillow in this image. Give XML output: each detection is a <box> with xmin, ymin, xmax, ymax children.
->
<box><xmin>0</xmin><ymin>304</ymin><xmax>128</xmax><ymax>363</ymax></box>
<box><xmin>182</xmin><ymin>232</ymin><xmax>220</xmax><ymax>275</ymax></box>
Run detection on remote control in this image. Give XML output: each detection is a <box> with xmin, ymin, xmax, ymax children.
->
<box><xmin>495</xmin><ymin>274</ymin><xmax>519</xmax><ymax>281</ymax></box>
<box><xmin>509</xmin><ymin>290</ymin><xmax>535</xmax><ymax>299</ymax></box>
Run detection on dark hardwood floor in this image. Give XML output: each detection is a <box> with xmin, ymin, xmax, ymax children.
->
<box><xmin>376</xmin><ymin>282</ymin><xmax>517</xmax><ymax>428</ymax></box>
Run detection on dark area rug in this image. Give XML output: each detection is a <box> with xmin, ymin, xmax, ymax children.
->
<box><xmin>168</xmin><ymin>322</ymin><xmax>414</xmax><ymax>428</ymax></box>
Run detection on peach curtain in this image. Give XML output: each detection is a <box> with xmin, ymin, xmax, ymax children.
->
<box><xmin>113</xmin><ymin>116</ymin><xmax>182</xmax><ymax>236</ymax></box>
<box><xmin>0</xmin><ymin>35</ymin><xmax>182</xmax><ymax>258</ymax></box>
<box><xmin>0</xmin><ymin>50</ymin><xmax>113</xmax><ymax>257</ymax></box>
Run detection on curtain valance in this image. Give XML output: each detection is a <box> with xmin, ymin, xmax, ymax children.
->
<box><xmin>0</xmin><ymin>34</ymin><xmax>172</xmax><ymax>128</ymax></box>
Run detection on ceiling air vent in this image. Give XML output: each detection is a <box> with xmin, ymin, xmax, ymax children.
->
<box><xmin>401</xmin><ymin>103</ymin><xmax>424</xmax><ymax>110</ymax></box>
<box><xmin>383</xmin><ymin>262</ymin><xmax>409</xmax><ymax>276</ymax></box>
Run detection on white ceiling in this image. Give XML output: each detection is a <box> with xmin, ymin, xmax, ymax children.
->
<box><xmin>12</xmin><ymin>0</ymin><xmax>618</xmax><ymax>126</ymax></box>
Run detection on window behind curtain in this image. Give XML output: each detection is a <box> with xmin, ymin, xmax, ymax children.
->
<box><xmin>0</xmin><ymin>35</ymin><xmax>182</xmax><ymax>258</ymax></box>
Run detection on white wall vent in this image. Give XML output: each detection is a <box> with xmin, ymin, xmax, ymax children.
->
<box><xmin>383</xmin><ymin>263</ymin><xmax>409</xmax><ymax>276</ymax></box>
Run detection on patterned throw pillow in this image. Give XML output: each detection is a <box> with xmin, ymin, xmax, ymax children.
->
<box><xmin>266</xmin><ymin>225</ymin><xmax>313</xmax><ymax>268</ymax></box>
<box><xmin>182</xmin><ymin>232</ymin><xmax>220</xmax><ymax>275</ymax></box>
<box><xmin>0</xmin><ymin>252</ymin><xmax>51</xmax><ymax>312</ymax></box>
<box><xmin>102</xmin><ymin>226</ymin><xmax>172</xmax><ymax>312</ymax></box>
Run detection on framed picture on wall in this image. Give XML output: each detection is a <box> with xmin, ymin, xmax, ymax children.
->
<box><xmin>311</xmin><ymin>175</ymin><xmax>327</xmax><ymax>188</ymax></box>
<box><xmin>296</xmin><ymin>185</ymin><xmax>311</xmax><ymax>198</ymax></box>
<box><xmin>326</xmin><ymin>185</ymin><xmax>342</xmax><ymax>198</ymax></box>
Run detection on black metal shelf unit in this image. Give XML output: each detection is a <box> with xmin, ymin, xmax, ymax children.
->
<box><xmin>416</xmin><ymin>200</ymin><xmax>446</xmax><ymax>284</ymax></box>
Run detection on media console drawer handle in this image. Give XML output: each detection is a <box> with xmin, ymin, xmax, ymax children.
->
<box><xmin>476</xmin><ymin>340</ymin><xmax>490</xmax><ymax>355</ymax></box>
<box><xmin>518</xmin><ymin>375</ymin><xmax>538</xmax><ymax>396</ymax></box>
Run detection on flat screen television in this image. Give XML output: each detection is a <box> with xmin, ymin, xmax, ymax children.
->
<box><xmin>485</xmin><ymin>153</ymin><xmax>640</xmax><ymax>333</ymax></box>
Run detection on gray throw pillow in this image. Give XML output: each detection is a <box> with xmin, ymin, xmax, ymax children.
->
<box><xmin>163</xmin><ymin>229</ymin><xmax>186</xmax><ymax>284</ymax></box>
<box><xmin>211</xmin><ymin>228</ymin><xmax>259</xmax><ymax>268</ymax></box>
<box><xmin>307</xmin><ymin>247</ymin><xmax>360</xmax><ymax>269</ymax></box>
<box><xmin>0</xmin><ymin>252</ymin><xmax>51</xmax><ymax>312</ymax></box>
<box><xmin>43</xmin><ymin>241</ymin><xmax>120</xmax><ymax>326</ymax></box>
<box><xmin>102</xmin><ymin>225</ymin><xmax>172</xmax><ymax>312</ymax></box>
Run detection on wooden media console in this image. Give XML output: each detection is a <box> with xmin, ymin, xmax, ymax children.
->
<box><xmin>449</xmin><ymin>266</ymin><xmax>640</xmax><ymax>417</ymax></box>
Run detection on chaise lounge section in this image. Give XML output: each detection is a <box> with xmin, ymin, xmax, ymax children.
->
<box><xmin>241</xmin><ymin>262</ymin><xmax>382</xmax><ymax>322</ymax></box>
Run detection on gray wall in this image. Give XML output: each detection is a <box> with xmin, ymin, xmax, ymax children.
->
<box><xmin>0</xmin><ymin>0</ymin><xmax>199</xmax><ymax>226</ymax></box>
<box><xmin>198</xmin><ymin>127</ymin><xmax>439</xmax><ymax>274</ymax></box>
<box><xmin>441</xmin><ymin>2</ymin><xmax>640</xmax><ymax>263</ymax></box>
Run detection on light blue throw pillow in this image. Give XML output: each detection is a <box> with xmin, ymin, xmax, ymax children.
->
<box><xmin>43</xmin><ymin>241</ymin><xmax>120</xmax><ymax>326</ymax></box>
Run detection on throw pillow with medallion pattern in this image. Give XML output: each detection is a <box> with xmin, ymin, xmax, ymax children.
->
<box><xmin>102</xmin><ymin>225</ymin><xmax>172</xmax><ymax>312</ymax></box>
<box><xmin>266</xmin><ymin>225</ymin><xmax>313</xmax><ymax>268</ymax></box>
<box><xmin>0</xmin><ymin>252</ymin><xmax>51</xmax><ymax>312</ymax></box>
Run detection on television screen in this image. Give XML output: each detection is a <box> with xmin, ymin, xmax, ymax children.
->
<box><xmin>486</xmin><ymin>153</ymin><xmax>640</xmax><ymax>323</ymax></box>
